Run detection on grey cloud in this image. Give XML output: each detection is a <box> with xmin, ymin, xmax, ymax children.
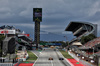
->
<box><xmin>0</xmin><ymin>0</ymin><xmax>100</xmax><ymax>40</ymax></box>
<box><xmin>0</xmin><ymin>0</ymin><xmax>98</xmax><ymax>23</ymax></box>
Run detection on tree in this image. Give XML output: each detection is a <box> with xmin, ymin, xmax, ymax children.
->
<box><xmin>0</xmin><ymin>35</ymin><xmax>5</xmax><ymax>57</ymax></box>
<box><xmin>81</xmin><ymin>34</ymin><xmax>96</xmax><ymax>44</ymax></box>
<box><xmin>0</xmin><ymin>35</ymin><xmax>5</xmax><ymax>42</ymax></box>
<box><xmin>61</xmin><ymin>41</ymin><xmax>69</xmax><ymax>48</ymax></box>
<box><xmin>39</xmin><ymin>41</ymin><xmax>69</xmax><ymax>48</ymax></box>
<box><xmin>51</xmin><ymin>41</ymin><xmax>69</xmax><ymax>48</ymax></box>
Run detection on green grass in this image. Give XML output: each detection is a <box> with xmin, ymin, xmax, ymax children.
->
<box><xmin>27</xmin><ymin>51</ymin><xmax>37</xmax><ymax>61</ymax></box>
<box><xmin>60</xmin><ymin>50</ymin><xmax>73</xmax><ymax>59</ymax></box>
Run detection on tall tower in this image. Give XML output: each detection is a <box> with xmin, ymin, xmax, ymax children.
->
<box><xmin>33</xmin><ymin>8</ymin><xmax>42</xmax><ymax>49</ymax></box>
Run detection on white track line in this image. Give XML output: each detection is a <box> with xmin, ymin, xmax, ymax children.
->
<box><xmin>31</xmin><ymin>51</ymin><xmax>39</xmax><ymax>66</ymax></box>
<box><xmin>31</xmin><ymin>51</ymin><xmax>38</xmax><ymax>57</ymax></box>
<box><xmin>51</xmin><ymin>60</ymin><xmax>53</xmax><ymax>66</ymax></box>
<box><xmin>32</xmin><ymin>50</ymin><xmax>43</xmax><ymax>66</ymax></box>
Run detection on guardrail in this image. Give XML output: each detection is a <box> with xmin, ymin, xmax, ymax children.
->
<box><xmin>15</xmin><ymin>59</ymin><xmax>23</xmax><ymax>66</ymax></box>
<box><xmin>68</xmin><ymin>51</ymin><xmax>94</xmax><ymax>66</ymax></box>
<box><xmin>0</xmin><ymin>63</ymin><xmax>13</xmax><ymax>66</ymax></box>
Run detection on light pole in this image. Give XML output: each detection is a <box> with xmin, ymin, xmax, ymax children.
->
<box><xmin>64</xmin><ymin>36</ymin><xmax>69</xmax><ymax>50</ymax></box>
<box><xmin>64</xmin><ymin>36</ymin><xmax>69</xmax><ymax>45</ymax></box>
<box><xmin>93</xmin><ymin>47</ymin><xmax>94</xmax><ymax>56</ymax></box>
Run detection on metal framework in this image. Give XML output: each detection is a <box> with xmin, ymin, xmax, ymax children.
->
<box><xmin>34</xmin><ymin>21</ymin><xmax>40</xmax><ymax>49</ymax></box>
<box><xmin>65</xmin><ymin>22</ymin><xmax>97</xmax><ymax>43</ymax></box>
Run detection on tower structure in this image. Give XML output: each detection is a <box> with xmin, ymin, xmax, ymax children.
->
<box><xmin>33</xmin><ymin>8</ymin><xmax>42</xmax><ymax>49</ymax></box>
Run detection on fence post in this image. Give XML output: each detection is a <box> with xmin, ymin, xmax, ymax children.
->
<box><xmin>97</xmin><ymin>55</ymin><xmax>100</xmax><ymax>66</ymax></box>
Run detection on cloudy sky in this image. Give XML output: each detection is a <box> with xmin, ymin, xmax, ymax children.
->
<box><xmin>0</xmin><ymin>0</ymin><xmax>100</xmax><ymax>41</ymax></box>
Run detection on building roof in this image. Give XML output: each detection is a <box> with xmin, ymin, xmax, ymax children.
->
<box><xmin>18</xmin><ymin>35</ymin><xmax>32</xmax><ymax>42</ymax></box>
<box><xmin>72</xmin><ymin>42</ymin><xmax>82</xmax><ymax>46</ymax></box>
<box><xmin>65</xmin><ymin>22</ymin><xmax>83</xmax><ymax>31</ymax></box>
<box><xmin>65</xmin><ymin>21</ymin><xmax>95</xmax><ymax>31</ymax></box>
<box><xmin>65</xmin><ymin>21</ymin><xmax>97</xmax><ymax>44</ymax></box>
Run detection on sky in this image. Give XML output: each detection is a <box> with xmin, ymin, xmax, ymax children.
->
<box><xmin>0</xmin><ymin>0</ymin><xmax>100</xmax><ymax>41</ymax></box>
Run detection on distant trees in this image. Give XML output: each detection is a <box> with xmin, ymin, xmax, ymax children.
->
<box><xmin>40</xmin><ymin>41</ymin><xmax>48</xmax><ymax>43</ymax></box>
<box><xmin>81</xmin><ymin>34</ymin><xmax>96</xmax><ymax>44</ymax></box>
<box><xmin>61</xmin><ymin>41</ymin><xmax>69</xmax><ymax>48</ymax></box>
<box><xmin>0</xmin><ymin>35</ymin><xmax>5</xmax><ymax>57</ymax></box>
<box><xmin>39</xmin><ymin>41</ymin><xmax>69</xmax><ymax>48</ymax></box>
<box><xmin>51</xmin><ymin>41</ymin><xmax>69</xmax><ymax>48</ymax></box>
<box><xmin>0</xmin><ymin>35</ymin><xmax>5</xmax><ymax>42</ymax></box>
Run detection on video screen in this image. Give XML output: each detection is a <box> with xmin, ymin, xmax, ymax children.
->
<box><xmin>34</xmin><ymin>12</ymin><xmax>42</xmax><ymax>17</ymax></box>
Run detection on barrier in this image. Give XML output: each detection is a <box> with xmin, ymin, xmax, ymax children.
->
<box><xmin>0</xmin><ymin>63</ymin><xmax>13</xmax><ymax>66</ymax></box>
<box><xmin>68</xmin><ymin>51</ymin><xmax>94</xmax><ymax>66</ymax></box>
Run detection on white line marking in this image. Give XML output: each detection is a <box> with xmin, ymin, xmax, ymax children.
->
<box><xmin>31</xmin><ymin>51</ymin><xmax>38</xmax><ymax>57</ymax></box>
<box><xmin>51</xmin><ymin>60</ymin><xmax>53</xmax><ymax>66</ymax></box>
<box><xmin>31</xmin><ymin>51</ymin><xmax>39</xmax><ymax>66</ymax></box>
<box><xmin>33</xmin><ymin>50</ymin><xmax>43</xmax><ymax>66</ymax></box>
<box><xmin>40</xmin><ymin>52</ymin><xmax>41</xmax><ymax>54</ymax></box>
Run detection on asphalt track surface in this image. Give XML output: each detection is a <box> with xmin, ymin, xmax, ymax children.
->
<box><xmin>33</xmin><ymin>48</ymin><xmax>70</xmax><ymax>66</ymax></box>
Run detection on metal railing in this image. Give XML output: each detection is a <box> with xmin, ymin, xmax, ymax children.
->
<box><xmin>0</xmin><ymin>63</ymin><xmax>13</xmax><ymax>66</ymax></box>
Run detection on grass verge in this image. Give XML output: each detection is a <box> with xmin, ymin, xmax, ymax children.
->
<box><xmin>27</xmin><ymin>51</ymin><xmax>37</xmax><ymax>61</ymax></box>
<box><xmin>59</xmin><ymin>50</ymin><xmax>73</xmax><ymax>59</ymax></box>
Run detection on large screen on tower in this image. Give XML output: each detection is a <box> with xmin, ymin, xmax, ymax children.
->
<box><xmin>33</xmin><ymin>8</ymin><xmax>42</xmax><ymax>22</ymax></box>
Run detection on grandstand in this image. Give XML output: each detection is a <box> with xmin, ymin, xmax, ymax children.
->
<box><xmin>65</xmin><ymin>22</ymin><xmax>100</xmax><ymax>65</ymax></box>
<box><xmin>80</xmin><ymin>37</ymin><xmax>100</xmax><ymax>55</ymax></box>
<box><xmin>84</xmin><ymin>37</ymin><xmax>100</xmax><ymax>47</ymax></box>
<box><xmin>18</xmin><ymin>35</ymin><xmax>33</xmax><ymax>50</ymax></box>
<box><xmin>65</xmin><ymin>22</ymin><xmax>99</xmax><ymax>52</ymax></box>
<box><xmin>0</xmin><ymin>25</ymin><xmax>33</xmax><ymax>56</ymax></box>
<box><xmin>65</xmin><ymin>21</ymin><xmax>97</xmax><ymax>44</ymax></box>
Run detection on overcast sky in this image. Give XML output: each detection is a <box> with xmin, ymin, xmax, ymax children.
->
<box><xmin>0</xmin><ymin>0</ymin><xmax>100</xmax><ymax>41</ymax></box>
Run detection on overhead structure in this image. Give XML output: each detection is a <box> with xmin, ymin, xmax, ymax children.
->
<box><xmin>33</xmin><ymin>8</ymin><xmax>42</xmax><ymax>49</ymax></box>
<box><xmin>18</xmin><ymin>35</ymin><xmax>32</xmax><ymax>47</ymax></box>
<box><xmin>65</xmin><ymin>21</ymin><xmax>97</xmax><ymax>43</ymax></box>
<box><xmin>0</xmin><ymin>42</ymin><xmax>2</xmax><ymax>57</ymax></box>
<box><xmin>0</xmin><ymin>25</ymin><xmax>33</xmax><ymax>57</ymax></box>
<box><xmin>2</xmin><ymin>37</ymin><xmax>16</xmax><ymax>56</ymax></box>
<box><xmin>72</xmin><ymin>42</ymin><xmax>82</xmax><ymax>46</ymax></box>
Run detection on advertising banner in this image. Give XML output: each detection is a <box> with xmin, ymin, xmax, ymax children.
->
<box><xmin>0</xmin><ymin>30</ymin><xmax>15</xmax><ymax>34</ymax></box>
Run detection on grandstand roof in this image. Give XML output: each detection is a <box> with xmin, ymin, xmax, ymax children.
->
<box><xmin>65</xmin><ymin>21</ymin><xmax>95</xmax><ymax>31</ymax></box>
<box><xmin>18</xmin><ymin>35</ymin><xmax>32</xmax><ymax>42</ymax></box>
<box><xmin>65</xmin><ymin>22</ymin><xmax>83</xmax><ymax>31</ymax></box>
<box><xmin>65</xmin><ymin>21</ymin><xmax>97</xmax><ymax>44</ymax></box>
<box><xmin>0</xmin><ymin>25</ymin><xmax>15</xmax><ymax>29</ymax></box>
<box><xmin>65</xmin><ymin>21</ymin><xmax>97</xmax><ymax>37</ymax></box>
